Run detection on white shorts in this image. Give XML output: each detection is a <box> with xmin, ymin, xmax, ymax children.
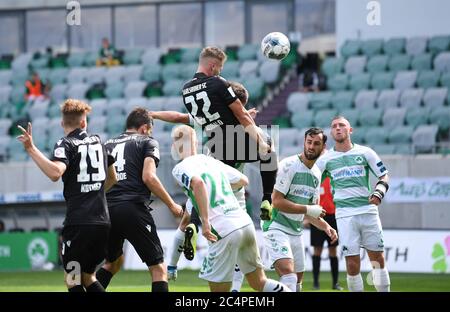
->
<box><xmin>262</xmin><ymin>229</ymin><xmax>305</xmax><ymax>273</ymax></box>
<box><xmin>199</xmin><ymin>224</ymin><xmax>263</xmax><ymax>283</ymax></box>
<box><xmin>336</xmin><ymin>213</ymin><xmax>385</xmax><ymax>257</ymax></box>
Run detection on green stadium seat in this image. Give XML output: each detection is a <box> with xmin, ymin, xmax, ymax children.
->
<box><xmin>309</xmin><ymin>92</ymin><xmax>332</xmax><ymax>110</ymax></box>
<box><xmin>406</xmin><ymin>37</ymin><xmax>428</xmax><ymax>56</ymax></box>
<box><xmin>179</xmin><ymin>63</ymin><xmax>198</xmax><ymax>80</ymax></box>
<box><xmin>30</xmin><ymin>56</ymin><xmax>49</xmax><ymax>70</ymax></box>
<box><xmin>359</xmin><ymin>108</ymin><xmax>383</xmax><ymax>127</ymax></box>
<box><xmin>350</xmin><ymin>127</ymin><xmax>366</xmax><ymax>144</ymax></box>
<box><xmin>11</xmin><ymin>69</ymin><xmax>29</xmax><ymax>86</ymax></box>
<box><xmin>382</xmin><ymin>107</ymin><xmax>407</xmax><ymax>129</ymax></box>
<box><xmin>162</xmin><ymin>49</ymin><xmax>181</xmax><ymax>64</ymax></box>
<box><xmin>339</xmin><ymin>109</ymin><xmax>360</xmax><ymax>126</ymax></box>
<box><xmin>48</xmin><ymin>68</ymin><xmax>69</xmax><ymax>85</ymax></box>
<box><xmin>389</xmin><ymin>126</ymin><xmax>414</xmax><ymax>144</ymax></box>
<box><xmin>429</xmin><ymin>106</ymin><xmax>450</xmax><ymax>132</ymax></box>
<box><xmin>439</xmin><ymin>72</ymin><xmax>450</xmax><ymax>89</ymax></box>
<box><xmin>181</xmin><ymin>48</ymin><xmax>202</xmax><ymax>63</ymax></box>
<box><xmin>372</xmin><ymin>144</ymin><xmax>396</xmax><ymax>155</ymax></box>
<box><xmin>416</xmin><ymin>71</ymin><xmax>440</xmax><ymax>88</ymax></box>
<box><xmin>327</xmin><ymin>73</ymin><xmax>348</xmax><ymax>91</ymax></box>
<box><xmin>361</xmin><ymin>39</ymin><xmax>384</xmax><ymax>57</ymax></box>
<box><xmin>162</xmin><ymin>79</ymin><xmax>184</xmax><ymax>96</ymax></box>
<box><xmin>142</xmin><ymin>65</ymin><xmax>161</xmax><ymax>84</ymax></box>
<box><xmin>161</xmin><ymin>64</ymin><xmax>182</xmax><ymax>82</ymax></box>
<box><xmin>423</xmin><ymin>87</ymin><xmax>448</xmax><ymax>108</ymax></box>
<box><xmin>344</xmin><ymin>56</ymin><xmax>367</xmax><ymax>75</ymax></box>
<box><xmin>377</xmin><ymin>89</ymin><xmax>400</xmax><ymax>109</ymax></box>
<box><xmin>399</xmin><ymin>88</ymin><xmax>424</xmax><ymax>109</ymax></box>
<box><xmin>394</xmin><ymin>144</ymin><xmax>412</xmax><ymax>155</ymax></box>
<box><xmin>405</xmin><ymin>107</ymin><xmax>430</xmax><ymax>128</ymax></box>
<box><xmin>341</xmin><ymin>39</ymin><xmax>361</xmax><ymax>58</ymax></box>
<box><xmin>104</xmin><ymin>81</ymin><xmax>124</xmax><ymax>99</ymax></box>
<box><xmin>411</xmin><ymin>53</ymin><xmax>432</xmax><ymax>71</ymax></box>
<box><xmin>370</xmin><ymin>72</ymin><xmax>395</xmax><ymax>90</ymax></box>
<box><xmin>244</xmin><ymin>77</ymin><xmax>265</xmax><ymax>104</ymax></box>
<box><xmin>364</xmin><ymin>127</ymin><xmax>388</xmax><ymax>144</ymax></box>
<box><xmin>428</xmin><ymin>35</ymin><xmax>450</xmax><ymax>55</ymax></box>
<box><xmin>366</xmin><ymin>55</ymin><xmax>388</xmax><ymax>74</ymax></box>
<box><xmin>287</xmin><ymin>92</ymin><xmax>309</xmax><ymax>112</ymax></box>
<box><xmin>290</xmin><ymin>110</ymin><xmax>314</xmax><ymax>129</ymax></box>
<box><xmin>349</xmin><ymin>73</ymin><xmax>371</xmax><ymax>91</ymax></box>
<box><xmin>331</xmin><ymin>91</ymin><xmax>355</xmax><ymax>110</ymax></box>
<box><xmin>321</xmin><ymin>57</ymin><xmax>344</xmax><ymax>77</ymax></box>
<box><xmin>67</xmin><ymin>52</ymin><xmax>86</xmax><ymax>67</ymax></box>
<box><xmin>383</xmin><ymin>38</ymin><xmax>406</xmax><ymax>56</ymax></box>
<box><xmin>388</xmin><ymin>54</ymin><xmax>411</xmax><ymax>72</ymax></box>
<box><xmin>221</xmin><ymin>61</ymin><xmax>240</xmax><ymax>79</ymax></box>
<box><xmin>123</xmin><ymin>48</ymin><xmax>144</xmax><ymax>65</ymax></box>
<box><xmin>237</xmin><ymin>44</ymin><xmax>258</xmax><ymax>61</ymax></box>
<box><xmin>314</xmin><ymin>109</ymin><xmax>338</xmax><ymax>128</ymax></box>
<box><xmin>83</xmin><ymin>51</ymin><xmax>98</xmax><ymax>67</ymax></box>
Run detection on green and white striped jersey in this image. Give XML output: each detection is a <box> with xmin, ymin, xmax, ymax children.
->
<box><xmin>315</xmin><ymin>144</ymin><xmax>388</xmax><ymax>219</ymax></box>
<box><xmin>262</xmin><ymin>154</ymin><xmax>321</xmax><ymax>236</ymax></box>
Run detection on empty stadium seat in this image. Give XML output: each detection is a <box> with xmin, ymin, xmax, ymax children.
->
<box><xmin>359</xmin><ymin>108</ymin><xmax>383</xmax><ymax>127</ymax></box>
<box><xmin>221</xmin><ymin>61</ymin><xmax>240</xmax><ymax>79</ymax></box>
<box><xmin>67</xmin><ymin>83</ymin><xmax>90</xmax><ymax>99</ymax></box>
<box><xmin>309</xmin><ymin>92</ymin><xmax>332</xmax><ymax>110</ymax></box>
<box><xmin>290</xmin><ymin>110</ymin><xmax>314</xmax><ymax>129</ymax></box>
<box><xmin>237</xmin><ymin>44</ymin><xmax>258</xmax><ymax>61</ymax></box>
<box><xmin>48</xmin><ymin>68</ymin><xmax>69</xmax><ymax>85</ymax></box>
<box><xmin>239</xmin><ymin>60</ymin><xmax>259</xmax><ymax>78</ymax></box>
<box><xmin>124</xmin><ymin>81</ymin><xmax>147</xmax><ymax>99</ymax></box>
<box><xmin>321</xmin><ymin>57</ymin><xmax>344</xmax><ymax>77</ymax></box>
<box><xmin>399</xmin><ymin>88</ymin><xmax>424</xmax><ymax>109</ymax></box>
<box><xmin>179</xmin><ymin>63</ymin><xmax>198</xmax><ymax>80</ymax></box>
<box><xmin>89</xmin><ymin>99</ymin><xmax>108</xmax><ymax>116</ymax></box>
<box><xmin>428</xmin><ymin>35</ymin><xmax>450</xmax><ymax>55</ymax></box>
<box><xmin>364</xmin><ymin>127</ymin><xmax>388</xmax><ymax>144</ymax></box>
<box><xmin>67</xmin><ymin>67</ymin><xmax>88</xmax><ymax>84</ymax></box>
<box><xmin>314</xmin><ymin>109</ymin><xmax>338</xmax><ymax>128</ymax></box>
<box><xmin>433</xmin><ymin>52</ymin><xmax>450</xmax><ymax>72</ymax></box>
<box><xmin>331</xmin><ymin>91</ymin><xmax>354</xmax><ymax>110</ymax></box>
<box><xmin>142</xmin><ymin>65</ymin><xmax>161</xmax><ymax>84</ymax></box>
<box><xmin>287</xmin><ymin>92</ymin><xmax>309</xmax><ymax>112</ymax></box>
<box><xmin>406</xmin><ymin>37</ymin><xmax>428</xmax><ymax>56</ymax></box>
<box><xmin>389</xmin><ymin>126</ymin><xmax>414</xmax><ymax>144</ymax></box>
<box><xmin>417</xmin><ymin>70</ymin><xmax>440</xmax><ymax>88</ymax></box>
<box><xmin>339</xmin><ymin>109</ymin><xmax>359</xmax><ymax>126</ymax></box>
<box><xmin>383</xmin><ymin>107</ymin><xmax>406</xmax><ymax>129</ymax></box>
<box><xmin>162</xmin><ymin>79</ymin><xmax>184</xmax><ymax>96</ymax></box>
<box><xmin>354</xmin><ymin>90</ymin><xmax>378</xmax><ymax>110</ymax></box>
<box><xmin>141</xmin><ymin>48</ymin><xmax>163</xmax><ymax>65</ymax></box>
<box><xmin>394</xmin><ymin>71</ymin><xmax>418</xmax><ymax>90</ymax></box>
<box><xmin>429</xmin><ymin>106</ymin><xmax>450</xmax><ymax>132</ymax></box>
<box><xmin>105</xmin><ymin>81</ymin><xmax>125</xmax><ymax>99</ymax></box>
<box><xmin>383</xmin><ymin>38</ymin><xmax>406</xmax><ymax>56</ymax></box>
<box><xmin>67</xmin><ymin>52</ymin><xmax>86</xmax><ymax>67</ymax></box>
<box><xmin>361</xmin><ymin>39</ymin><xmax>384</xmax><ymax>57</ymax></box>
<box><xmin>123</xmin><ymin>48</ymin><xmax>144</xmax><ymax>65</ymax></box>
<box><xmin>341</xmin><ymin>39</ymin><xmax>361</xmax><ymax>58</ymax></box>
<box><xmin>350</xmin><ymin>127</ymin><xmax>366</xmax><ymax>144</ymax></box>
<box><xmin>388</xmin><ymin>54</ymin><xmax>411</xmax><ymax>72</ymax></box>
<box><xmin>440</xmin><ymin>72</ymin><xmax>450</xmax><ymax>89</ymax></box>
<box><xmin>406</xmin><ymin>107</ymin><xmax>430</xmax><ymax>128</ymax></box>
<box><xmin>377</xmin><ymin>89</ymin><xmax>400</xmax><ymax>109</ymax></box>
<box><xmin>327</xmin><ymin>73</ymin><xmax>348</xmax><ymax>91</ymax></box>
<box><xmin>344</xmin><ymin>56</ymin><xmax>367</xmax><ymax>75</ymax></box>
<box><xmin>105</xmin><ymin>66</ymin><xmax>126</xmax><ymax>85</ymax></box>
<box><xmin>85</xmin><ymin>67</ymin><xmax>107</xmax><ymax>85</ymax></box>
<box><xmin>0</xmin><ymin>70</ymin><xmax>12</xmax><ymax>85</ymax></box>
<box><xmin>411</xmin><ymin>53</ymin><xmax>432</xmax><ymax>71</ymax></box>
<box><xmin>371</xmin><ymin>72</ymin><xmax>395</xmax><ymax>90</ymax></box>
<box><xmin>259</xmin><ymin>60</ymin><xmax>281</xmax><ymax>84</ymax></box>
<box><xmin>349</xmin><ymin>73</ymin><xmax>371</xmax><ymax>91</ymax></box>
<box><xmin>123</xmin><ymin>65</ymin><xmax>143</xmax><ymax>83</ymax></box>
<box><xmin>366</xmin><ymin>55</ymin><xmax>389</xmax><ymax>73</ymax></box>
<box><xmin>373</xmin><ymin>144</ymin><xmax>396</xmax><ymax>155</ymax></box>
<box><xmin>412</xmin><ymin>125</ymin><xmax>439</xmax><ymax>153</ymax></box>
<box><xmin>423</xmin><ymin>87</ymin><xmax>448</xmax><ymax>108</ymax></box>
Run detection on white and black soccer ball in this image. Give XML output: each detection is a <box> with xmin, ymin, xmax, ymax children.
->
<box><xmin>261</xmin><ymin>32</ymin><xmax>291</xmax><ymax>60</ymax></box>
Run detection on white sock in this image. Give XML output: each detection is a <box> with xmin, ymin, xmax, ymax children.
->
<box><xmin>279</xmin><ymin>273</ymin><xmax>297</xmax><ymax>292</ymax></box>
<box><xmin>296</xmin><ymin>283</ymin><xmax>303</xmax><ymax>292</ymax></box>
<box><xmin>231</xmin><ymin>264</ymin><xmax>244</xmax><ymax>291</ymax></box>
<box><xmin>168</xmin><ymin>228</ymin><xmax>185</xmax><ymax>267</ymax></box>
<box><xmin>373</xmin><ymin>268</ymin><xmax>391</xmax><ymax>292</ymax></box>
<box><xmin>262</xmin><ymin>279</ymin><xmax>292</xmax><ymax>292</ymax></box>
<box><xmin>347</xmin><ymin>274</ymin><xmax>364</xmax><ymax>292</ymax></box>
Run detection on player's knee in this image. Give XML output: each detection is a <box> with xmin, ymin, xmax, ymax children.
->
<box><xmin>103</xmin><ymin>256</ymin><xmax>124</xmax><ymax>274</ymax></box>
<box><xmin>245</xmin><ymin>268</ymin><xmax>266</xmax><ymax>291</ymax></box>
<box><xmin>313</xmin><ymin>247</ymin><xmax>323</xmax><ymax>256</ymax></box>
<box><xmin>346</xmin><ymin>257</ymin><xmax>360</xmax><ymax>275</ymax></box>
<box><xmin>149</xmin><ymin>263</ymin><xmax>167</xmax><ymax>281</ymax></box>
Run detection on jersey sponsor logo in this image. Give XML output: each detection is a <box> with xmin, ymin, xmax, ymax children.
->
<box><xmin>80</xmin><ymin>182</ymin><xmax>102</xmax><ymax>193</ymax></box>
<box><xmin>54</xmin><ymin>147</ymin><xmax>66</xmax><ymax>158</ymax></box>
<box><xmin>181</xmin><ymin>173</ymin><xmax>190</xmax><ymax>188</ymax></box>
<box><xmin>290</xmin><ymin>185</ymin><xmax>316</xmax><ymax>199</ymax></box>
<box><xmin>332</xmin><ymin>166</ymin><xmax>365</xmax><ymax>180</ymax></box>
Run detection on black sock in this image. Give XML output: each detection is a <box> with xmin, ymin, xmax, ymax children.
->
<box><xmin>86</xmin><ymin>281</ymin><xmax>105</xmax><ymax>292</ymax></box>
<box><xmin>260</xmin><ymin>168</ymin><xmax>277</xmax><ymax>204</ymax></box>
<box><xmin>96</xmin><ymin>268</ymin><xmax>113</xmax><ymax>289</ymax></box>
<box><xmin>330</xmin><ymin>256</ymin><xmax>339</xmax><ymax>285</ymax></box>
<box><xmin>312</xmin><ymin>255</ymin><xmax>321</xmax><ymax>286</ymax></box>
<box><xmin>68</xmin><ymin>285</ymin><xmax>85</xmax><ymax>292</ymax></box>
<box><xmin>152</xmin><ymin>281</ymin><xmax>168</xmax><ymax>292</ymax></box>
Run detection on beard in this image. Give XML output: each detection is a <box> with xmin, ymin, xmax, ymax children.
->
<box><xmin>333</xmin><ymin>133</ymin><xmax>348</xmax><ymax>143</ymax></box>
<box><xmin>304</xmin><ymin>150</ymin><xmax>320</xmax><ymax>160</ymax></box>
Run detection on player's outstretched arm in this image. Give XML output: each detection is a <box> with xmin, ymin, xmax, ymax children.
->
<box><xmin>228</xmin><ymin>100</ymin><xmax>270</xmax><ymax>154</ymax></box>
<box><xmin>305</xmin><ymin>215</ymin><xmax>338</xmax><ymax>244</ymax></box>
<box><xmin>104</xmin><ymin>164</ymin><xmax>118</xmax><ymax>192</ymax></box>
<box><xmin>272</xmin><ymin>190</ymin><xmax>326</xmax><ymax>217</ymax></box>
<box><xmin>17</xmin><ymin>123</ymin><xmax>66</xmax><ymax>182</ymax></box>
<box><xmin>190</xmin><ymin>177</ymin><xmax>217</xmax><ymax>243</ymax></box>
<box><xmin>150</xmin><ymin>111</ymin><xmax>190</xmax><ymax>124</ymax></box>
<box><xmin>142</xmin><ymin>157</ymin><xmax>183</xmax><ymax>217</ymax></box>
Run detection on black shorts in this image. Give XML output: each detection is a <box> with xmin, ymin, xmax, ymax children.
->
<box><xmin>61</xmin><ymin>225</ymin><xmax>109</xmax><ymax>274</ymax></box>
<box><xmin>106</xmin><ymin>201</ymin><xmax>164</xmax><ymax>267</ymax></box>
<box><xmin>310</xmin><ymin>214</ymin><xmax>339</xmax><ymax>248</ymax></box>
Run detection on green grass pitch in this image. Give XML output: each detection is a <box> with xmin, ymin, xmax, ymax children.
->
<box><xmin>0</xmin><ymin>270</ymin><xmax>449</xmax><ymax>292</ymax></box>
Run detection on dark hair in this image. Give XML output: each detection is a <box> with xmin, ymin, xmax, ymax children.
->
<box><xmin>228</xmin><ymin>81</ymin><xmax>248</xmax><ymax>105</ymax></box>
<box><xmin>126</xmin><ymin>107</ymin><xmax>153</xmax><ymax>130</ymax></box>
<box><xmin>304</xmin><ymin>127</ymin><xmax>327</xmax><ymax>144</ymax></box>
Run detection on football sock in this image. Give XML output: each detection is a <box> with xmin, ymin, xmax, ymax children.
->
<box><xmin>86</xmin><ymin>281</ymin><xmax>105</xmax><ymax>292</ymax></box>
<box><xmin>96</xmin><ymin>268</ymin><xmax>113</xmax><ymax>289</ymax></box>
<box><xmin>279</xmin><ymin>273</ymin><xmax>297</xmax><ymax>292</ymax></box>
<box><xmin>262</xmin><ymin>279</ymin><xmax>292</xmax><ymax>292</ymax></box>
<box><xmin>169</xmin><ymin>228</ymin><xmax>185</xmax><ymax>266</ymax></box>
<box><xmin>296</xmin><ymin>283</ymin><xmax>303</xmax><ymax>292</ymax></box>
<box><xmin>347</xmin><ymin>274</ymin><xmax>364</xmax><ymax>292</ymax></box>
<box><xmin>152</xmin><ymin>281</ymin><xmax>169</xmax><ymax>292</ymax></box>
<box><xmin>373</xmin><ymin>268</ymin><xmax>391</xmax><ymax>292</ymax></box>
<box><xmin>260</xmin><ymin>169</ymin><xmax>276</xmax><ymax>204</ymax></box>
<box><xmin>231</xmin><ymin>264</ymin><xmax>244</xmax><ymax>292</ymax></box>
<box><xmin>68</xmin><ymin>285</ymin><xmax>85</xmax><ymax>292</ymax></box>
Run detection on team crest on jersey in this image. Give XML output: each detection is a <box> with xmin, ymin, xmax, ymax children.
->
<box><xmin>354</xmin><ymin>156</ymin><xmax>364</xmax><ymax>164</ymax></box>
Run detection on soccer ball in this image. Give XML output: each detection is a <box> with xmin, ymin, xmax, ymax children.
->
<box><xmin>261</xmin><ymin>32</ymin><xmax>291</xmax><ymax>60</ymax></box>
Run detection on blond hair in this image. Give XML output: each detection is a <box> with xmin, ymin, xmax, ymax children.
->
<box><xmin>60</xmin><ymin>99</ymin><xmax>92</xmax><ymax>128</ymax></box>
<box><xmin>199</xmin><ymin>46</ymin><xmax>227</xmax><ymax>64</ymax></box>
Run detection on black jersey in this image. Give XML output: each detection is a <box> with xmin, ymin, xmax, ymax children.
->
<box><xmin>182</xmin><ymin>73</ymin><xmax>239</xmax><ymax>133</ymax></box>
<box><xmin>104</xmin><ymin>132</ymin><xmax>160</xmax><ymax>204</ymax></box>
<box><xmin>51</xmin><ymin>128</ymin><xmax>113</xmax><ymax>226</ymax></box>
